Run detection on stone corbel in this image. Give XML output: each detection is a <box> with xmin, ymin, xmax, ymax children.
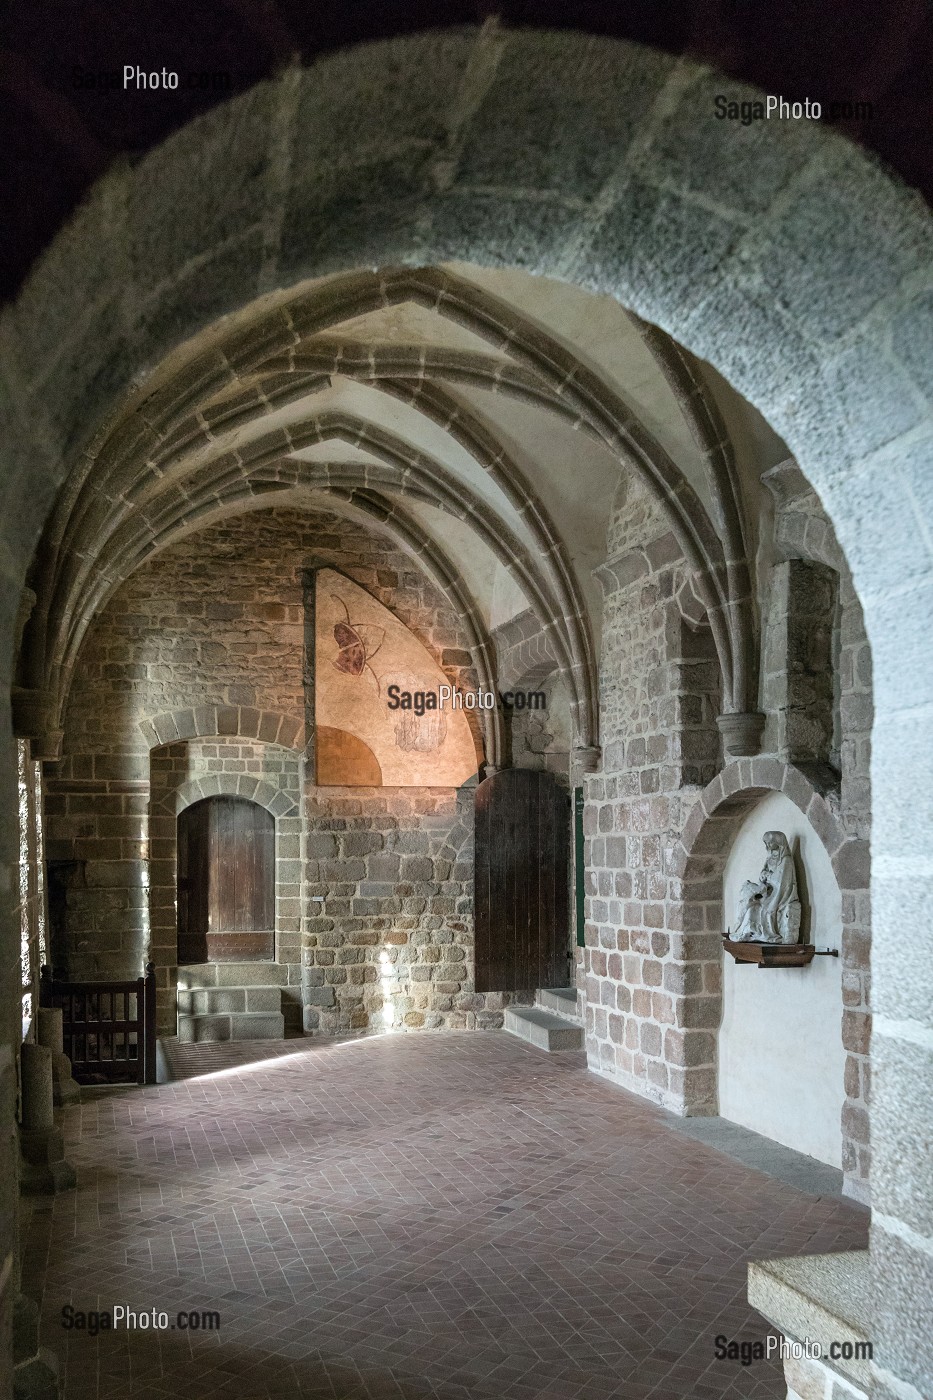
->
<box><xmin>716</xmin><ymin>711</ymin><xmax>766</xmax><ymax>758</ymax></box>
<box><xmin>10</xmin><ymin>689</ymin><xmax>63</xmax><ymax>761</ymax></box>
<box><xmin>572</xmin><ymin>745</ymin><xmax>601</xmax><ymax>774</ymax></box>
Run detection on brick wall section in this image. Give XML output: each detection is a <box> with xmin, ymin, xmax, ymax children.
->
<box><xmin>762</xmin><ymin>558</ymin><xmax>837</xmax><ymax>767</ymax></box>
<box><xmin>300</xmin><ymin>784</ymin><xmax>525</xmax><ymax>1034</ymax></box>
<box><xmin>581</xmin><ymin>478</ymin><xmax>722</xmax><ymax>1111</ymax></box>
<box><xmin>44</xmin><ymin>774</ymin><xmax>149</xmax><ymax>979</ymax></box>
<box><xmin>48</xmin><ymin>506</ymin><xmax>506</xmax><ymax>1034</ymax></box>
<box><xmin>582</xmin><ymin>467</ymin><xmax>873</xmax><ymax>1199</ymax></box>
<box><xmin>764</xmin><ymin>461</ymin><xmax>873</xmax><ymax>841</ymax></box>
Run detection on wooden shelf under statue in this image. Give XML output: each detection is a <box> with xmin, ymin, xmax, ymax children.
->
<box><xmin>723</xmin><ymin>937</ymin><xmax>817</xmax><ymax>967</ymax></box>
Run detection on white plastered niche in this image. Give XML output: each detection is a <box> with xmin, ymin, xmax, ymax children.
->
<box><xmin>719</xmin><ymin>790</ymin><xmax>846</xmax><ymax>1167</ymax></box>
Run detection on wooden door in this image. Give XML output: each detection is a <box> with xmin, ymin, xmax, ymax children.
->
<box><xmin>177</xmin><ymin>797</ymin><xmax>275</xmax><ymax>963</ymax></box>
<box><xmin>474</xmin><ymin>769</ymin><xmax>570</xmax><ymax>992</ymax></box>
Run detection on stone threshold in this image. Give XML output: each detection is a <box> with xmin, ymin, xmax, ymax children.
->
<box><xmin>666</xmin><ymin>1114</ymin><xmax>849</xmax><ymax>1199</ymax></box>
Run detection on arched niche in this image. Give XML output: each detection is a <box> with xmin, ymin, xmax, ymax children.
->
<box><xmin>720</xmin><ymin>790</ymin><xmax>845</xmax><ymax>1167</ymax></box>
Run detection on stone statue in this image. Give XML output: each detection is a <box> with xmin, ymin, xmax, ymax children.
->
<box><xmin>733</xmin><ymin>830</ymin><xmax>802</xmax><ymax>944</ymax></box>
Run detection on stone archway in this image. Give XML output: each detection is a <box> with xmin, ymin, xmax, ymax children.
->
<box><xmin>2</xmin><ymin>29</ymin><xmax>931</xmax><ymax>1399</ymax></box>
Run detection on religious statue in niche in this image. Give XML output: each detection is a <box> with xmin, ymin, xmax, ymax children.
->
<box><xmin>732</xmin><ymin>830</ymin><xmax>802</xmax><ymax>944</ymax></box>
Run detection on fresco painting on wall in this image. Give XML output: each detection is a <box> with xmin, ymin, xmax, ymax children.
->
<box><xmin>314</xmin><ymin>569</ymin><xmax>478</xmax><ymax>787</ymax></box>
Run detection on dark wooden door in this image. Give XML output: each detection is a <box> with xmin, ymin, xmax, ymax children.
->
<box><xmin>177</xmin><ymin>797</ymin><xmax>275</xmax><ymax>963</ymax></box>
<box><xmin>474</xmin><ymin>769</ymin><xmax>570</xmax><ymax>992</ymax></box>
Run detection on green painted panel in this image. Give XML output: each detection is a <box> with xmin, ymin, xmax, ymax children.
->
<box><xmin>574</xmin><ymin>786</ymin><xmax>586</xmax><ymax>948</ymax></box>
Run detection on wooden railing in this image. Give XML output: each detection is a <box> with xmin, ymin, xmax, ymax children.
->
<box><xmin>40</xmin><ymin>962</ymin><xmax>157</xmax><ymax>1085</ymax></box>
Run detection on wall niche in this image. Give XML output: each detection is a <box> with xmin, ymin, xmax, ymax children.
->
<box><xmin>719</xmin><ymin>790</ymin><xmax>845</xmax><ymax>1167</ymax></box>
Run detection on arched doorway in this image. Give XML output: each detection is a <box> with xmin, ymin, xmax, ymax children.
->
<box><xmin>177</xmin><ymin>796</ymin><xmax>275</xmax><ymax>964</ymax></box>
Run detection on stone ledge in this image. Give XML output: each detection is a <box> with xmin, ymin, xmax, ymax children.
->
<box><xmin>748</xmin><ymin>1250</ymin><xmax>872</xmax><ymax>1392</ymax></box>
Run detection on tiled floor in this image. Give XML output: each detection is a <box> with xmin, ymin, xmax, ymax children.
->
<box><xmin>23</xmin><ymin>1033</ymin><xmax>868</xmax><ymax>1400</ymax></box>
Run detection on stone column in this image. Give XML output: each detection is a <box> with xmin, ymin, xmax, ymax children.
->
<box><xmin>36</xmin><ymin>1009</ymin><xmax>80</xmax><ymax>1107</ymax></box>
<box><xmin>13</xmin><ymin>1292</ymin><xmax>62</xmax><ymax>1400</ymax></box>
<box><xmin>18</xmin><ymin>1044</ymin><xmax>75</xmax><ymax>1195</ymax></box>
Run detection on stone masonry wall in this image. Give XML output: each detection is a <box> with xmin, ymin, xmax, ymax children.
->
<box><xmin>46</xmin><ymin>508</ymin><xmax>307</xmax><ymax>987</ymax></box>
<box><xmin>581</xmin><ymin>463</ymin><xmax>873</xmax><ymax>1200</ymax></box>
<box><xmin>300</xmin><ymin>784</ymin><xmax>513</xmax><ymax>1035</ymax></box>
<box><xmin>149</xmin><ymin>738</ymin><xmax>304</xmax><ymax>1036</ymax></box>
<box><xmin>762</xmin><ymin>460</ymin><xmax>873</xmax><ymax>1197</ymax></box>
<box><xmin>581</xmin><ymin>474</ymin><xmax>722</xmax><ymax>1111</ymax></box>
<box><xmin>48</xmin><ymin>506</ymin><xmax>507</xmax><ymax>1036</ymax></box>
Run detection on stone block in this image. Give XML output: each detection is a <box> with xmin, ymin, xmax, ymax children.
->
<box><xmin>177</xmin><ymin>1011</ymin><xmax>284</xmax><ymax>1042</ymax></box>
<box><xmin>577</xmin><ymin>175</ymin><xmax>739</xmax><ymax>321</ymax></box>
<box><xmin>891</xmin><ymin>289</ymin><xmax>933</xmax><ymax>401</ymax></box>
<box><xmin>784</xmin><ymin>1355</ymin><xmax>832</xmax><ymax>1400</ymax></box>
<box><xmin>303</xmin><ymin>986</ymin><xmax>336</xmax><ymax>1009</ymax></box>
<box><xmin>442</xmin><ymin>186</ymin><xmax>588</xmax><ymax>274</ymax></box>
<box><xmin>19</xmin><ymin>1125</ymin><xmax>76</xmax><ymax>1196</ymax></box>
<box><xmin>536</xmin><ymin>987</ymin><xmax>578</xmax><ymax>1019</ymax></box>
<box><xmin>129</xmin><ymin>81</ymin><xmax>276</xmax><ymax>296</ymax></box>
<box><xmin>872</xmin><ymin>1228</ymin><xmax>933</xmax><ymax>1394</ymax></box>
<box><xmin>841</xmin><ymin>1011</ymin><xmax>871</xmax><ymax>1057</ymax></box>
<box><xmin>871</xmin><ymin>1034</ymin><xmax>933</xmax><ymax>1236</ymax></box>
<box><xmin>13</xmin><ymin>1346</ymin><xmax>62</xmax><ymax>1400</ymax></box>
<box><xmin>457</xmin><ymin>32</ymin><xmax>673</xmax><ymax>198</ymax></box>
<box><xmin>175</xmin><ymin>964</ymin><xmax>218</xmax><ymax>989</ymax></box>
<box><xmin>231</xmin><ymin>1012</ymin><xmax>285</xmax><ymax>1040</ymax></box>
<box><xmin>184</xmin><ymin>987</ymin><xmax>246</xmax><ymax>1015</ymax></box>
<box><xmin>213</xmin><ymin>962</ymin><xmax>289</xmax><ymax>987</ymax></box>
<box><xmin>756</xmin><ymin>142</ymin><xmax>931</xmax><ymax>345</ymax></box>
<box><xmin>244</xmin><ymin>987</ymin><xmax>282</xmax><ymax>1013</ymax></box>
<box><xmin>504</xmin><ymin>1007</ymin><xmax>583</xmax><ymax>1052</ymax></box>
<box><xmin>281</xmin><ymin>151</ymin><xmax>436</xmax><ymax>286</ymax></box>
<box><xmin>13</xmin><ymin>1295</ymin><xmax>40</xmax><ymax>1367</ymax></box>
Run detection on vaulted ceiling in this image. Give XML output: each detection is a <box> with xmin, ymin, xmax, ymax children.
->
<box><xmin>18</xmin><ymin>263</ymin><xmax>789</xmax><ymax>756</ymax></box>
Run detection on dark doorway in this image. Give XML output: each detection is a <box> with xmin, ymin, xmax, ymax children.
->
<box><xmin>474</xmin><ymin>769</ymin><xmax>570</xmax><ymax>992</ymax></box>
<box><xmin>177</xmin><ymin>796</ymin><xmax>275</xmax><ymax>964</ymax></box>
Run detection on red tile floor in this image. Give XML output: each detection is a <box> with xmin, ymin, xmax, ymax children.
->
<box><xmin>22</xmin><ymin>1033</ymin><xmax>868</xmax><ymax>1400</ymax></box>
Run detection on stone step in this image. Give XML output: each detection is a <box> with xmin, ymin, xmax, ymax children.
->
<box><xmin>177</xmin><ymin>986</ymin><xmax>282</xmax><ymax>1015</ymax></box>
<box><xmin>177</xmin><ymin>962</ymin><xmax>289</xmax><ymax>989</ymax></box>
<box><xmin>536</xmin><ymin>986</ymin><xmax>579</xmax><ymax>1019</ymax></box>
<box><xmin>177</xmin><ymin>1012</ymin><xmax>285</xmax><ymax>1044</ymax></box>
<box><xmin>504</xmin><ymin>1006</ymin><xmax>584</xmax><ymax>1052</ymax></box>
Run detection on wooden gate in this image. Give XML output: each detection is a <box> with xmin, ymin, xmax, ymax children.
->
<box><xmin>40</xmin><ymin>963</ymin><xmax>157</xmax><ymax>1085</ymax></box>
<box><xmin>177</xmin><ymin>796</ymin><xmax>275</xmax><ymax>963</ymax></box>
<box><xmin>474</xmin><ymin>768</ymin><xmax>570</xmax><ymax>992</ymax></box>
